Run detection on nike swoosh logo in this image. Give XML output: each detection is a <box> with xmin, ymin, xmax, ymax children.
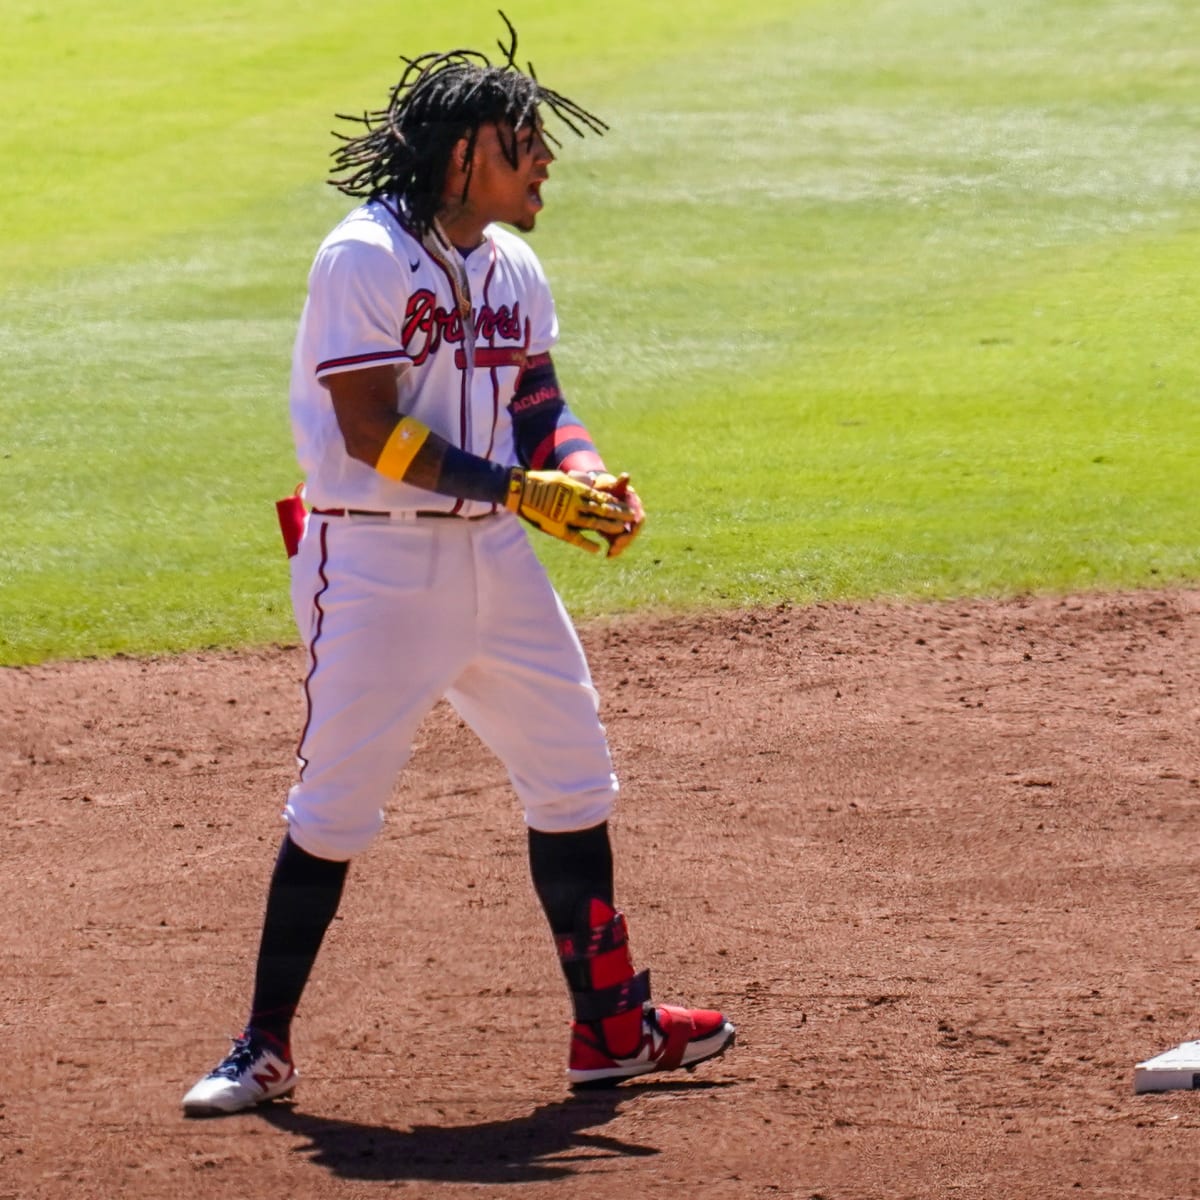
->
<box><xmin>409</xmin><ymin>259</ymin><xmax>421</xmax><ymax>271</ymax></box>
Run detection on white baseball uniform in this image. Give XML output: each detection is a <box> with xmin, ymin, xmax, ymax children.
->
<box><xmin>283</xmin><ymin>199</ymin><xmax>618</xmax><ymax>860</ymax></box>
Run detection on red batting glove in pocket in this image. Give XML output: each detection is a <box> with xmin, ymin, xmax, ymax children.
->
<box><xmin>275</xmin><ymin>487</ymin><xmax>307</xmax><ymax>558</ymax></box>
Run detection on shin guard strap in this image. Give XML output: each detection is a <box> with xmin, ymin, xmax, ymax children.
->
<box><xmin>571</xmin><ymin>968</ymin><xmax>651</xmax><ymax>1024</ymax></box>
<box><xmin>555</xmin><ymin>911</ymin><xmax>629</xmax><ymax>962</ymax></box>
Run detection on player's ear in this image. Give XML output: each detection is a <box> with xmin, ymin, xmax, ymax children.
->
<box><xmin>450</xmin><ymin>136</ymin><xmax>471</xmax><ymax>175</ymax></box>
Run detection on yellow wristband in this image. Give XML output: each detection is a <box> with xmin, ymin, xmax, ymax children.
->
<box><xmin>504</xmin><ymin>466</ymin><xmax>525</xmax><ymax>513</ymax></box>
<box><xmin>375</xmin><ymin>416</ymin><xmax>432</xmax><ymax>482</ymax></box>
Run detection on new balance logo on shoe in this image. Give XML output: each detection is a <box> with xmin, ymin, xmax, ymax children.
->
<box><xmin>251</xmin><ymin>1060</ymin><xmax>286</xmax><ymax>1091</ymax></box>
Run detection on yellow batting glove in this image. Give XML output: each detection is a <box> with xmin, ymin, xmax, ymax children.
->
<box><xmin>505</xmin><ymin>468</ymin><xmax>634</xmax><ymax>554</ymax></box>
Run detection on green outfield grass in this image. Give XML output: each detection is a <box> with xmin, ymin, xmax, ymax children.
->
<box><xmin>1</xmin><ymin>0</ymin><xmax>1196</xmax><ymax>665</ymax></box>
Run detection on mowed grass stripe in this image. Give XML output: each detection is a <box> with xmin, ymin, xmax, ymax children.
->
<box><xmin>0</xmin><ymin>0</ymin><xmax>816</xmax><ymax>281</ymax></box>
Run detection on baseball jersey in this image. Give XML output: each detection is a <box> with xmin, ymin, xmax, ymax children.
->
<box><xmin>289</xmin><ymin>199</ymin><xmax>559</xmax><ymax>516</ymax></box>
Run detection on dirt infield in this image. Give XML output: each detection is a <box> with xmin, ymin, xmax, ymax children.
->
<box><xmin>4</xmin><ymin>588</ymin><xmax>1200</xmax><ymax>1200</ymax></box>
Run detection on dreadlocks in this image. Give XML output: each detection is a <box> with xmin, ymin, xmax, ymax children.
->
<box><xmin>327</xmin><ymin>11</ymin><xmax>608</xmax><ymax>236</ymax></box>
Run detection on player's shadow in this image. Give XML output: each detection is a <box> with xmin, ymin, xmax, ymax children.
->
<box><xmin>258</xmin><ymin>1079</ymin><xmax>732</xmax><ymax>1184</ymax></box>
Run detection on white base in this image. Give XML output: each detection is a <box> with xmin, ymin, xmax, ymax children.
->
<box><xmin>1134</xmin><ymin>1041</ymin><xmax>1200</xmax><ymax>1093</ymax></box>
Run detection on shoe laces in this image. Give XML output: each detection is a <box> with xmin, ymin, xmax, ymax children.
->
<box><xmin>212</xmin><ymin>1034</ymin><xmax>264</xmax><ymax>1080</ymax></box>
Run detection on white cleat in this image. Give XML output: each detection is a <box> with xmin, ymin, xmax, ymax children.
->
<box><xmin>182</xmin><ymin>1033</ymin><xmax>297</xmax><ymax>1117</ymax></box>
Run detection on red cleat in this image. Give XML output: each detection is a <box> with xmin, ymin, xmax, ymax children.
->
<box><xmin>568</xmin><ymin>999</ymin><xmax>736</xmax><ymax>1086</ymax></box>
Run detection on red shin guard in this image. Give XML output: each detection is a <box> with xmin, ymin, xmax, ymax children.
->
<box><xmin>556</xmin><ymin>898</ymin><xmax>646</xmax><ymax>1058</ymax></box>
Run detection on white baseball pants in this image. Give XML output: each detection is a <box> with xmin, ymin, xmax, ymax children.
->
<box><xmin>283</xmin><ymin>510</ymin><xmax>619</xmax><ymax>860</ymax></box>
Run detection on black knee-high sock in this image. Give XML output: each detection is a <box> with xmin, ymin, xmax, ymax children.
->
<box><xmin>527</xmin><ymin>822</ymin><xmax>614</xmax><ymax>934</ymax></box>
<box><xmin>247</xmin><ymin>834</ymin><xmax>348</xmax><ymax>1050</ymax></box>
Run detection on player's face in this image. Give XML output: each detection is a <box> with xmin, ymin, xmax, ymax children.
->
<box><xmin>466</xmin><ymin>118</ymin><xmax>555</xmax><ymax>233</ymax></box>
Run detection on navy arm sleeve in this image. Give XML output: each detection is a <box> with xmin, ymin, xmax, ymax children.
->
<box><xmin>510</xmin><ymin>353</ymin><xmax>605</xmax><ymax>474</ymax></box>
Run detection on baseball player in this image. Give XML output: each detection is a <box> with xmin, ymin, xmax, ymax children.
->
<box><xmin>182</xmin><ymin>15</ymin><xmax>735</xmax><ymax>1117</ymax></box>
